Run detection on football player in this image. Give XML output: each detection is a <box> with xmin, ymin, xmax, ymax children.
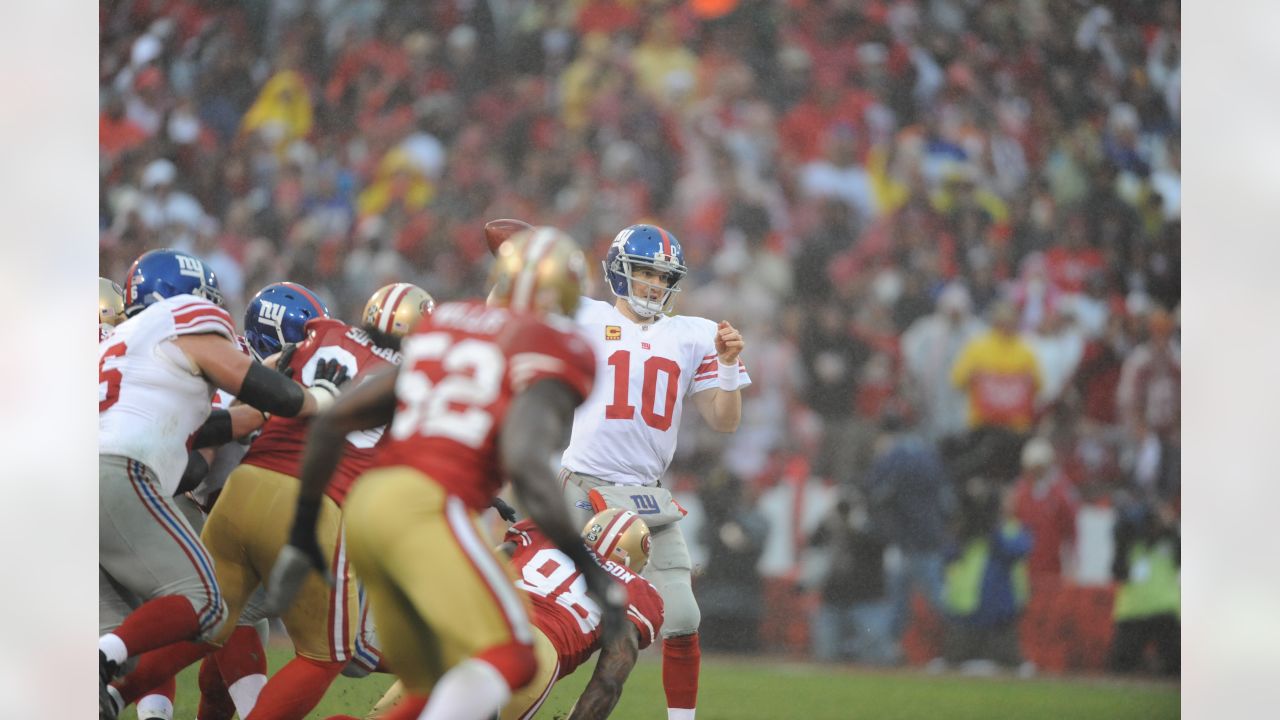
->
<box><xmin>266</xmin><ymin>227</ymin><xmax>627</xmax><ymax>720</ymax></box>
<box><xmin>110</xmin><ymin>282</ymin><xmax>430</xmax><ymax>720</ymax></box>
<box><xmin>366</xmin><ymin>508</ymin><xmax>663</xmax><ymax>720</ymax></box>
<box><xmin>98</xmin><ymin>249</ymin><xmax>347</xmax><ymax>720</ymax></box>
<box><xmin>559</xmin><ymin>224</ymin><xmax>750</xmax><ymax>719</ymax></box>
<box><xmin>112</xmin><ymin>282</ymin><xmax>333</xmax><ymax>720</ymax></box>
<box><xmin>100</xmin><ymin>277</ymin><xmax>126</xmax><ymax>342</ymax></box>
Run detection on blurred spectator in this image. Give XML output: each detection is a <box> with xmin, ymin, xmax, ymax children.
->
<box><xmin>866</xmin><ymin>412</ymin><xmax>952</xmax><ymax>652</ymax></box>
<box><xmin>1010</xmin><ymin>437</ymin><xmax>1079</xmax><ymax>589</ymax></box>
<box><xmin>901</xmin><ymin>282</ymin><xmax>986</xmax><ymax>442</ymax></box>
<box><xmin>1116</xmin><ymin>307</ymin><xmax>1180</xmax><ymax>498</ymax></box>
<box><xmin>809</xmin><ymin>489</ymin><xmax>895</xmax><ymax>665</ymax></box>
<box><xmin>1109</xmin><ymin>497</ymin><xmax>1180</xmax><ymax>677</ymax></box>
<box><xmin>697</xmin><ymin>468</ymin><xmax>769</xmax><ymax>653</ymax></box>
<box><xmin>949</xmin><ymin>301</ymin><xmax>1042</xmax><ymax>483</ymax></box>
<box><xmin>799</xmin><ymin>302</ymin><xmax>870</xmax><ymax>484</ymax></box>
<box><xmin>939</xmin><ymin>478</ymin><xmax>1032</xmax><ymax>674</ymax></box>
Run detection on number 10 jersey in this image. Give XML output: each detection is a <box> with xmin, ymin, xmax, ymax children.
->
<box><xmin>561</xmin><ymin>297</ymin><xmax>750</xmax><ymax>487</ymax></box>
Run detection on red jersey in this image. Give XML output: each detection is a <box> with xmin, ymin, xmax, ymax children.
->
<box><xmin>374</xmin><ymin>301</ymin><xmax>594</xmax><ymax>510</ymax></box>
<box><xmin>243</xmin><ymin>318</ymin><xmax>401</xmax><ymax>505</ymax></box>
<box><xmin>505</xmin><ymin>520</ymin><xmax>663</xmax><ymax>678</ymax></box>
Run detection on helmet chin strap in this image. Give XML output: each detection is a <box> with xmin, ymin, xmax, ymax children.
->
<box><xmin>626</xmin><ymin>294</ymin><xmax>664</xmax><ymax>318</ymax></box>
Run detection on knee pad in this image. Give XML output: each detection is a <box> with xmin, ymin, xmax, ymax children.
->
<box><xmin>196</xmin><ymin>599</ymin><xmax>230</xmax><ymax>643</ymax></box>
<box><xmin>476</xmin><ymin>641</ymin><xmax>538</xmax><ymax>691</ymax></box>
<box><xmin>656</xmin><ymin>577</ymin><xmax>701</xmax><ymax>637</ymax></box>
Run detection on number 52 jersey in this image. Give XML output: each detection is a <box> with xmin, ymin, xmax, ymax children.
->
<box><xmin>372</xmin><ymin>301</ymin><xmax>596</xmax><ymax>511</ymax></box>
<box><xmin>505</xmin><ymin>520</ymin><xmax>664</xmax><ymax>678</ymax></box>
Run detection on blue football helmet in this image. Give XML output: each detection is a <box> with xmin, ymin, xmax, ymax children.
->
<box><xmin>603</xmin><ymin>224</ymin><xmax>687</xmax><ymax>318</ymax></box>
<box><xmin>243</xmin><ymin>282</ymin><xmax>331</xmax><ymax>360</ymax></box>
<box><xmin>123</xmin><ymin>249</ymin><xmax>224</xmax><ymax>317</ymax></box>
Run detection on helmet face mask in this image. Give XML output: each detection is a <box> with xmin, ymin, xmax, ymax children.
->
<box><xmin>603</xmin><ymin>224</ymin><xmax>687</xmax><ymax>318</ymax></box>
<box><xmin>243</xmin><ymin>282</ymin><xmax>331</xmax><ymax>361</ymax></box>
<box><xmin>123</xmin><ymin>249</ymin><xmax>224</xmax><ymax>317</ymax></box>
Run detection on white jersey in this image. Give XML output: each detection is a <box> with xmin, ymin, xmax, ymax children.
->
<box><xmin>560</xmin><ymin>297</ymin><xmax>750</xmax><ymax>486</ymax></box>
<box><xmin>98</xmin><ymin>294</ymin><xmax>238</xmax><ymax>495</ymax></box>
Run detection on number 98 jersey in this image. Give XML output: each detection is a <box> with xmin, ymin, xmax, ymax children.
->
<box><xmin>505</xmin><ymin>520</ymin><xmax>664</xmax><ymax>678</ymax></box>
<box><xmin>373</xmin><ymin>301</ymin><xmax>595</xmax><ymax>511</ymax></box>
<box><xmin>242</xmin><ymin>318</ymin><xmax>401</xmax><ymax>505</ymax></box>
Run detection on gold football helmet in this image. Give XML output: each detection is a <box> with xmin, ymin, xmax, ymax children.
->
<box><xmin>486</xmin><ymin>226</ymin><xmax>586</xmax><ymax>317</ymax></box>
<box><xmin>581</xmin><ymin>508</ymin><xmax>651</xmax><ymax>574</ymax></box>
<box><xmin>363</xmin><ymin>283</ymin><xmax>435</xmax><ymax>337</ymax></box>
<box><xmin>99</xmin><ymin>277</ymin><xmax>126</xmax><ymax>326</ymax></box>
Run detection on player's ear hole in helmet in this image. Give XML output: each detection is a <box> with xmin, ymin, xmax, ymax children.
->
<box><xmin>582</xmin><ymin>508</ymin><xmax>651</xmax><ymax>574</ymax></box>
<box><xmin>243</xmin><ymin>282</ymin><xmax>331</xmax><ymax>361</ymax></box>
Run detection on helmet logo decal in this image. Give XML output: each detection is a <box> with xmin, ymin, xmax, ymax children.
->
<box><xmin>175</xmin><ymin>255</ymin><xmax>205</xmax><ymax>278</ymax></box>
<box><xmin>585</xmin><ymin>523</ymin><xmax>604</xmax><ymax>543</ymax></box>
<box><xmin>257</xmin><ymin>300</ymin><xmax>286</xmax><ymax>328</ymax></box>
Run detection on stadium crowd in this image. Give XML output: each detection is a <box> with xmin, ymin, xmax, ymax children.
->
<box><xmin>100</xmin><ymin>0</ymin><xmax>1180</xmax><ymax>677</ymax></box>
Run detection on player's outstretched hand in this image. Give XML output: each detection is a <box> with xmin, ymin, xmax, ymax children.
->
<box><xmin>714</xmin><ymin>321</ymin><xmax>745</xmax><ymax>365</ymax></box>
<box><xmin>492</xmin><ymin>496</ymin><xmax>519</xmax><ymax>523</ymax></box>
<box><xmin>308</xmin><ymin>358</ymin><xmax>349</xmax><ymax>404</ymax></box>
<box><xmin>274</xmin><ymin>343</ymin><xmax>298</xmax><ymax>378</ymax></box>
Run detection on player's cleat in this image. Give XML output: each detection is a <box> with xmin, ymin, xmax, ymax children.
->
<box><xmin>99</xmin><ymin>650</ymin><xmax>120</xmax><ymax>720</ymax></box>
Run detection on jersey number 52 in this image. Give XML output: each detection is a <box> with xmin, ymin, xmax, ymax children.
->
<box><xmin>390</xmin><ymin>333</ymin><xmax>504</xmax><ymax>448</ymax></box>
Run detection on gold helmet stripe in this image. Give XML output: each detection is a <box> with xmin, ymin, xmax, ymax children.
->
<box><xmin>511</xmin><ymin>228</ymin><xmax>558</xmax><ymax>311</ymax></box>
<box><xmin>379</xmin><ymin>283</ymin><xmax>412</xmax><ymax>334</ymax></box>
<box><xmin>596</xmin><ymin>509</ymin><xmax>640</xmax><ymax>561</ymax></box>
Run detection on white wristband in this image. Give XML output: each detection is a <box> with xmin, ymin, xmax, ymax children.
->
<box><xmin>717</xmin><ymin>359</ymin><xmax>741</xmax><ymax>391</ymax></box>
<box><xmin>307</xmin><ymin>384</ymin><xmax>337</xmax><ymax>413</ymax></box>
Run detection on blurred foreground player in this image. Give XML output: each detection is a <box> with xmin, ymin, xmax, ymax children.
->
<box><xmin>268</xmin><ymin>227</ymin><xmax>627</xmax><ymax>720</ymax></box>
<box><xmin>368</xmin><ymin>508</ymin><xmax>662</xmax><ymax>720</ymax></box>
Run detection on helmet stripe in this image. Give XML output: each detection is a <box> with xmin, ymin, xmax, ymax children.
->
<box><xmin>657</xmin><ymin>227</ymin><xmax>672</xmax><ymax>257</ymax></box>
<box><xmin>380</xmin><ymin>284</ymin><xmax>411</xmax><ymax>333</ymax></box>
<box><xmin>512</xmin><ymin>228</ymin><xmax>556</xmax><ymax>311</ymax></box>
<box><xmin>596</xmin><ymin>510</ymin><xmax>638</xmax><ymax>562</ymax></box>
<box><xmin>283</xmin><ymin>282</ymin><xmax>328</xmax><ymax>317</ymax></box>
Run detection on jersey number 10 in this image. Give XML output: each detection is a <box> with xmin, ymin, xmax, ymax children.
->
<box><xmin>604</xmin><ymin>350</ymin><xmax>680</xmax><ymax>431</ymax></box>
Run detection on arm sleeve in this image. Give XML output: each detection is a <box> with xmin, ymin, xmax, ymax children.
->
<box><xmin>505</xmin><ymin>320</ymin><xmax>596</xmax><ymax>400</ymax></box>
<box><xmin>625</xmin><ymin>579</ymin><xmax>664</xmax><ymax>649</ymax></box>
<box><xmin>170</xmin><ymin>300</ymin><xmax>237</xmax><ymax>341</ymax></box>
<box><xmin>690</xmin><ymin>322</ymin><xmax>751</xmax><ymax>395</ymax></box>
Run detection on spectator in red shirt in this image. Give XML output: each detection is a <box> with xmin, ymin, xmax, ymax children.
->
<box><xmin>100</xmin><ymin>92</ymin><xmax>150</xmax><ymax>161</ymax></box>
<box><xmin>1011</xmin><ymin>437</ymin><xmax>1079</xmax><ymax>586</ymax></box>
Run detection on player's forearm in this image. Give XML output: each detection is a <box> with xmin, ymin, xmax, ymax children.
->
<box><xmin>568</xmin><ymin>631</ymin><xmax>639</xmax><ymax>720</ymax></box>
<box><xmin>708</xmin><ymin>387</ymin><xmax>742</xmax><ymax>432</ymax></box>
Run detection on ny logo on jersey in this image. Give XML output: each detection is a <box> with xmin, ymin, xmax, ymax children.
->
<box><xmin>176</xmin><ymin>255</ymin><xmax>205</xmax><ymax>278</ymax></box>
<box><xmin>257</xmin><ymin>300</ymin><xmax>286</xmax><ymax>327</ymax></box>
<box><xmin>631</xmin><ymin>494</ymin><xmax>661</xmax><ymax>514</ymax></box>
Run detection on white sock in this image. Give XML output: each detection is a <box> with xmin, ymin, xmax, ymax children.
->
<box><xmin>668</xmin><ymin>709</ymin><xmax>696</xmax><ymax>720</ymax></box>
<box><xmin>419</xmin><ymin>659</ymin><xmax>511</xmax><ymax>720</ymax></box>
<box><xmin>99</xmin><ymin>633</ymin><xmax>128</xmax><ymax>666</ymax></box>
<box><xmin>228</xmin><ymin>673</ymin><xmax>267</xmax><ymax>719</ymax></box>
<box><xmin>136</xmin><ymin>692</ymin><xmax>174</xmax><ymax>720</ymax></box>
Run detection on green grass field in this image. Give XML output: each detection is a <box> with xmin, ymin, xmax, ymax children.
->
<box><xmin>122</xmin><ymin>646</ymin><xmax>1179</xmax><ymax>719</ymax></box>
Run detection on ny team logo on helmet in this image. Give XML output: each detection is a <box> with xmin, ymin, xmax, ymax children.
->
<box><xmin>603</xmin><ymin>224</ymin><xmax>687</xmax><ymax>318</ymax></box>
<box><xmin>122</xmin><ymin>249</ymin><xmax>224</xmax><ymax>317</ymax></box>
<box><xmin>243</xmin><ymin>282</ymin><xmax>331</xmax><ymax>360</ymax></box>
<box><xmin>582</xmin><ymin>507</ymin><xmax>652</xmax><ymax>574</ymax></box>
<box><xmin>99</xmin><ymin>277</ymin><xmax>126</xmax><ymax>326</ymax></box>
<box><xmin>363</xmin><ymin>283</ymin><xmax>435</xmax><ymax>337</ymax></box>
<box><xmin>487</xmin><ymin>226</ymin><xmax>587</xmax><ymax>317</ymax></box>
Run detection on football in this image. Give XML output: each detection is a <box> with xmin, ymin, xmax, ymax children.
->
<box><xmin>484</xmin><ymin>218</ymin><xmax>534</xmax><ymax>256</ymax></box>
